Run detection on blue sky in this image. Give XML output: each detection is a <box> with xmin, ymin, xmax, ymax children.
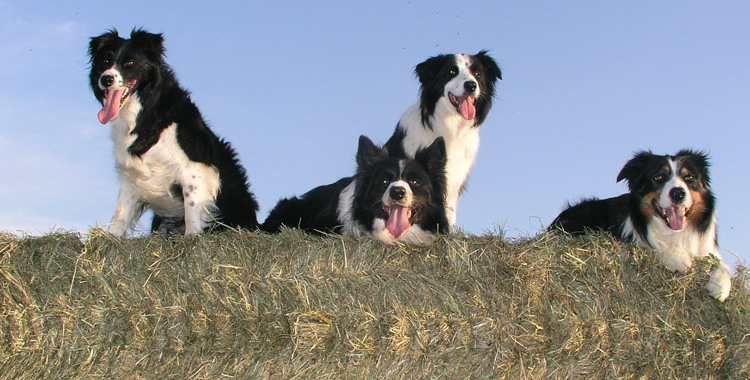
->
<box><xmin>1</xmin><ymin>1</ymin><xmax>748</xmax><ymax>269</ymax></box>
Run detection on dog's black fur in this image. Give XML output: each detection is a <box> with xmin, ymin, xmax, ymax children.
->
<box><xmin>262</xmin><ymin>136</ymin><xmax>449</xmax><ymax>244</ymax></box>
<box><xmin>89</xmin><ymin>28</ymin><xmax>258</xmax><ymax>235</ymax></box>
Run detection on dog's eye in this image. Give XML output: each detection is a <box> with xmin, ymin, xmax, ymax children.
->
<box><xmin>474</xmin><ymin>71</ymin><xmax>483</xmax><ymax>79</ymax></box>
<box><xmin>123</xmin><ymin>60</ymin><xmax>135</xmax><ymax>68</ymax></box>
<box><xmin>653</xmin><ymin>175</ymin><xmax>664</xmax><ymax>182</ymax></box>
<box><xmin>409</xmin><ymin>179</ymin><xmax>421</xmax><ymax>187</ymax></box>
<box><xmin>449</xmin><ymin>66</ymin><xmax>458</xmax><ymax>76</ymax></box>
<box><xmin>684</xmin><ymin>174</ymin><xmax>695</xmax><ymax>181</ymax></box>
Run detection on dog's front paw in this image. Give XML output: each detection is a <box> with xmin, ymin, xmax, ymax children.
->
<box><xmin>706</xmin><ymin>263</ymin><xmax>731</xmax><ymax>302</ymax></box>
<box><xmin>108</xmin><ymin>222</ymin><xmax>127</xmax><ymax>237</ymax></box>
<box><xmin>662</xmin><ymin>254</ymin><xmax>693</xmax><ymax>273</ymax></box>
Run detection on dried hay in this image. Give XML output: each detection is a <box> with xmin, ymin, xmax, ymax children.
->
<box><xmin>0</xmin><ymin>228</ymin><xmax>748</xmax><ymax>379</ymax></box>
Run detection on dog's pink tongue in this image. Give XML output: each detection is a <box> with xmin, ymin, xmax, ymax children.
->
<box><xmin>665</xmin><ymin>206</ymin><xmax>687</xmax><ymax>230</ymax></box>
<box><xmin>97</xmin><ymin>89</ymin><xmax>126</xmax><ymax>124</ymax></box>
<box><xmin>457</xmin><ymin>96</ymin><xmax>476</xmax><ymax>120</ymax></box>
<box><xmin>385</xmin><ymin>205</ymin><xmax>410</xmax><ymax>239</ymax></box>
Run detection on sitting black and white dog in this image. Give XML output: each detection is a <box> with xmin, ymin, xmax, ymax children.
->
<box><xmin>550</xmin><ymin>150</ymin><xmax>731</xmax><ymax>301</ymax></box>
<box><xmin>262</xmin><ymin>136</ymin><xmax>449</xmax><ymax>244</ymax></box>
<box><xmin>384</xmin><ymin>51</ymin><xmax>502</xmax><ymax>229</ymax></box>
<box><xmin>88</xmin><ymin>29</ymin><xmax>259</xmax><ymax>236</ymax></box>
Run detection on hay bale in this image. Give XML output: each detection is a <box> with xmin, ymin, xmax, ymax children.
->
<box><xmin>0</xmin><ymin>228</ymin><xmax>748</xmax><ymax>379</ymax></box>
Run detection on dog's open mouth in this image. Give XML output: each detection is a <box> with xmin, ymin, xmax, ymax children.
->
<box><xmin>448</xmin><ymin>92</ymin><xmax>476</xmax><ymax>121</ymax></box>
<box><xmin>653</xmin><ymin>200</ymin><xmax>690</xmax><ymax>231</ymax></box>
<box><xmin>97</xmin><ymin>80</ymin><xmax>137</xmax><ymax>124</ymax></box>
<box><xmin>382</xmin><ymin>204</ymin><xmax>417</xmax><ymax>239</ymax></box>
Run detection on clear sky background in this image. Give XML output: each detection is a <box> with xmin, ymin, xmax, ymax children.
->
<box><xmin>1</xmin><ymin>1</ymin><xmax>747</xmax><ymax>270</ymax></box>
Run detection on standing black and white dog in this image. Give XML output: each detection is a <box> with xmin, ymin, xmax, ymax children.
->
<box><xmin>88</xmin><ymin>29</ymin><xmax>259</xmax><ymax>236</ymax></box>
<box><xmin>262</xmin><ymin>136</ymin><xmax>449</xmax><ymax>244</ymax></box>
<box><xmin>550</xmin><ymin>150</ymin><xmax>731</xmax><ymax>301</ymax></box>
<box><xmin>384</xmin><ymin>51</ymin><xmax>502</xmax><ymax>229</ymax></box>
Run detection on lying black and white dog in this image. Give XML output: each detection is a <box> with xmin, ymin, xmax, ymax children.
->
<box><xmin>385</xmin><ymin>51</ymin><xmax>502</xmax><ymax>229</ymax></box>
<box><xmin>550</xmin><ymin>150</ymin><xmax>731</xmax><ymax>301</ymax></box>
<box><xmin>262</xmin><ymin>136</ymin><xmax>449</xmax><ymax>244</ymax></box>
<box><xmin>88</xmin><ymin>29</ymin><xmax>259</xmax><ymax>235</ymax></box>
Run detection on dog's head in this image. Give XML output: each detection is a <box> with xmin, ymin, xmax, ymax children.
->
<box><xmin>354</xmin><ymin>136</ymin><xmax>447</xmax><ymax>242</ymax></box>
<box><xmin>617</xmin><ymin>149</ymin><xmax>714</xmax><ymax>231</ymax></box>
<box><xmin>414</xmin><ymin>51</ymin><xmax>502</xmax><ymax>128</ymax></box>
<box><xmin>88</xmin><ymin>28</ymin><xmax>166</xmax><ymax>124</ymax></box>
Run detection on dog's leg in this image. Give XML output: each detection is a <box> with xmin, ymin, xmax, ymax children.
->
<box><xmin>108</xmin><ymin>181</ymin><xmax>146</xmax><ymax>237</ymax></box>
<box><xmin>706</xmin><ymin>261</ymin><xmax>731</xmax><ymax>302</ymax></box>
<box><xmin>445</xmin><ymin>196</ymin><xmax>458</xmax><ymax>229</ymax></box>
<box><xmin>181</xmin><ymin>163</ymin><xmax>220</xmax><ymax>235</ymax></box>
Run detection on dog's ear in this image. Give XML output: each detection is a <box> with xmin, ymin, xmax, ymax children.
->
<box><xmin>356</xmin><ymin>135</ymin><xmax>388</xmax><ymax>170</ymax></box>
<box><xmin>474</xmin><ymin>50</ymin><xmax>502</xmax><ymax>81</ymax></box>
<box><xmin>617</xmin><ymin>151</ymin><xmax>653</xmax><ymax>190</ymax></box>
<box><xmin>88</xmin><ymin>29</ymin><xmax>120</xmax><ymax>60</ymax></box>
<box><xmin>414</xmin><ymin>54</ymin><xmax>450</xmax><ymax>85</ymax></box>
<box><xmin>415</xmin><ymin>137</ymin><xmax>447</xmax><ymax>176</ymax></box>
<box><xmin>129</xmin><ymin>28</ymin><xmax>166</xmax><ymax>61</ymax></box>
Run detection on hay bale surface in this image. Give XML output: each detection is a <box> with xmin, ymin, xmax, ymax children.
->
<box><xmin>1</xmin><ymin>229</ymin><xmax>748</xmax><ymax>379</ymax></box>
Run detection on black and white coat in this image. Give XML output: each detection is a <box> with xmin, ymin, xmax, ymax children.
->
<box><xmin>88</xmin><ymin>29</ymin><xmax>258</xmax><ymax>236</ymax></box>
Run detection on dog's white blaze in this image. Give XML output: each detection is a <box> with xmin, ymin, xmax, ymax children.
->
<box><xmin>107</xmin><ymin>95</ymin><xmax>220</xmax><ymax>236</ymax></box>
<box><xmin>658</xmin><ymin>158</ymin><xmax>693</xmax><ymax>210</ymax></box>
<box><xmin>444</xmin><ymin>54</ymin><xmax>480</xmax><ymax>101</ymax></box>
<box><xmin>98</xmin><ymin>68</ymin><xmax>124</xmax><ymax>91</ymax></box>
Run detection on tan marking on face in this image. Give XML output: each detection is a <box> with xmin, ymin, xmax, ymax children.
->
<box><xmin>639</xmin><ymin>191</ymin><xmax>661</xmax><ymax>221</ymax></box>
<box><xmin>686</xmin><ymin>189</ymin><xmax>706</xmax><ymax>225</ymax></box>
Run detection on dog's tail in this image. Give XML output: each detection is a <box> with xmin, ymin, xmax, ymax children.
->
<box><xmin>260</xmin><ymin>197</ymin><xmax>306</xmax><ymax>233</ymax></box>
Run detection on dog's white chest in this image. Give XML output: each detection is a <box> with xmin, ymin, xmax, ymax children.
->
<box><xmin>399</xmin><ymin>105</ymin><xmax>480</xmax><ymax>227</ymax></box>
<box><xmin>110</xmin><ymin>119</ymin><xmax>187</xmax><ymax>216</ymax></box>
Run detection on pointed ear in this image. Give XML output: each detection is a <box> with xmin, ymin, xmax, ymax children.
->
<box><xmin>414</xmin><ymin>54</ymin><xmax>449</xmax><ymax>85</ymax></box>
<box><xmin>89</xmin><ymin>29</ymin><xmax>120</xmax><ymax>60</ymax></box>
<box><xmin>617</xmin><ymin>151</ymin><xmax>652</xmax><ymax>190</ymax></box>
<box><xmin>356</xmin><ymin>135</ymin><xmax>388</xmax><ymax>169</ymax></box>
<box><xmin>475</xmin><ymin>50</ymin><xmax>502</xmax><ymax>81</ymax></box>
<box><xmin>129</xmin><ymin>28</ymin><xmax>166</xmax><ymax>60</ymax></box>
<box><xmin>675</xmin><ymin>149</ymin><xmax>710</xmax><ymax>170</ymax></box>
<box><xmin>414</xmin><ymin>137</ymin><xmax>447</xmax><ymax>175</ymax></box>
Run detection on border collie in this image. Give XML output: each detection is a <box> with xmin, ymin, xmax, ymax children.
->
<box><xmin>550</xmin><ymin>150</ymin><xmax>731</xmax><ymax>301</ymax></box>
<box><xmin>88</xmin><ymin>29</ymin><xmax>259</xmax><ymax>236</ymax></box>
<box><xmin>262</xmin><ymin>136</ymin><xmax>448</xmax><ymax>244</ymax></box>
<box><xmin>384</xmin><ymin>51</ymin><xmax>502</xmax><ymax>229</ymax></box>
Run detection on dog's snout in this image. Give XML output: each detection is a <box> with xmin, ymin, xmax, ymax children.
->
<box><xmin>100</xmin><ymin>74</ymin><xmax>114</xmax><ymax>88</ymax></box>
<box><xmin>464</xmin><ymin>81</ymin><xmax>477</xmax><ymax>93</ymax></box>
<box><xmin>669</xmin><ymin>188</ymin><xmax>686</xmax><ymax>203</ymax></box>
<box><xmin>390</xmin><ymin>186</ymin><xmax>406</xmax><ymax>200</ymax></box>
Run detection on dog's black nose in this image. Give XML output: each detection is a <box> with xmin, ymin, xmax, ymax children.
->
<box><xmin>464</xmin><ymin>81</ymin><xmax>477</xmax><ymax>93</ymax></box>
<box><xmin>669</xmin><ymin>188</ymin><xmax>686</xmax><ymax>203</ymax></box>
<box><xmin>100</xmin><ymin>74</ymin><xmax>114</xmax><ymax>88</ymax></box>
<box><xmin>390</xmin><ymin>186</ymin><xmax>406</xmax><ymax>200</ymax></box>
